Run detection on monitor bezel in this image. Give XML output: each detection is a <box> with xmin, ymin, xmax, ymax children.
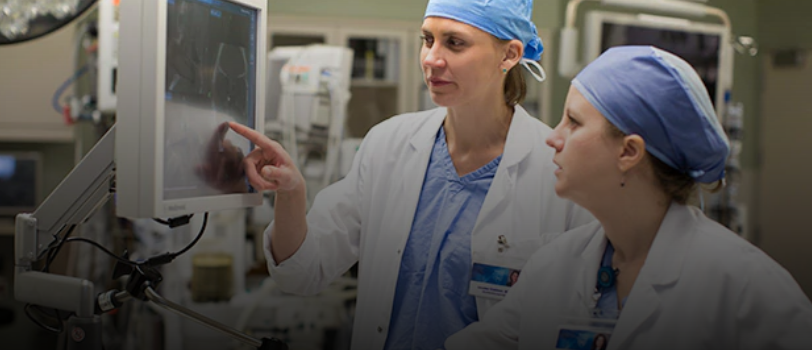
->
<box><xmin>117</xmin><ymin>0</ymin><xmax>266</xmax><ymax>219</ymax></box>
<box><xmin>0</xmin><ymin>151</ymin><xmax>42</xmax><ymax>217</ymax></box>
<box><xmin>584</xmin><ymin>10</ymin><xmax>732</xmax><ymax>119</ymax></box>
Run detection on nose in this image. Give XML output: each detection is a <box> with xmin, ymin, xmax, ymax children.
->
<box><xmin>422</xmin><ymin>45</ymin><xmax>446</xmax><ymax>69</ymax></box>
<box><xmin>545</xmin><ymin>126</ymin><xmax>564</xmax><ymax>152</ymax></box>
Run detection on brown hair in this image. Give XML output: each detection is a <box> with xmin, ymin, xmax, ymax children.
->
<box><xmin>496</xmin><ymin>38</ymin><xmax>527</xmax><ymax>106</ymax></box>
<box><xmin>604</xmin><ymin>122</ymin><xmax>722</xmax><ymax>204</ymax></box>
<box><xmin>504</xmin><ymin>65</ymin><xmax>527</xmax><ymax>106</ymax></box>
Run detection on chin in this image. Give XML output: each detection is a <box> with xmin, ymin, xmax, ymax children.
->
<box><xmin>427</xmin><ymin>91</ymin><xmax>461</xmax><ymax>108</ymax></box>
<box><xmin>429</xmin><ymin>96</ymin><xmax>452</xmax><ymax>107</ymax></box>
<box><xmin>554</xmin><ymin>182</ymin><xmax>568</xmax><ymax>199</ymax></box>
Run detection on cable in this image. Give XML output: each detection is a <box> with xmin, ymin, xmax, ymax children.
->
<box><xmin>24</xmin><ymin>304</ymin><xmax>64</xmax><ymax>333</ymax></box>
<box><xmin>63</xmin><ymin>237</ymin><xmax>137</xmax><ymax>267</ymax></box>
<box><xmin>51</xmin><ymin>65</ymin><xmax>90</xmax><ymax>115</ymax></box>
<box><xmin>38</xmin><ymin>213</ymin><xmax>209</xmax><ymax>270</ymax></box>
<box><xmin>138</xmin><ymin>213</ymin><xmax>208</xmax><ymax>266</ymax></box>
<box><xmin>153</xmin><ymin>218</ymin><xmax>170</xmax><ymax>226</ymax></box>
<box><xmin>153</xmin><ymin>213</ymin><xmax>193</xmax><ymax>228</ymax></box>
<box><xmin>42</xmin><ymin>225</ymin><xmax>77</xmax><ymax>273</ymax></box>
<box><xmin>170</xmin><ymin>212</ymin><xmax>208</xmax><ymax>258</ymax></box>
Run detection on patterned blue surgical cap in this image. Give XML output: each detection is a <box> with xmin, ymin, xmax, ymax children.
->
<box><xmin>424</xmin><ymin>0</ymin><xmax>544</xmax><ymax>61</ymax></box>
<box><xmin>573</xmin><ymin>46</ymin><xmax>730</xmax><ymax>183</ymax></box>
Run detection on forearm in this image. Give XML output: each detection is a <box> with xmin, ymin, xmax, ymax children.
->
<box><xmin>270</xmin><ymin>184</ymin><xmax>308</xmax><ymax>264</ymax></box>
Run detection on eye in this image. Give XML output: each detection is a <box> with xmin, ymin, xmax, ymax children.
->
<box><xmin>567</xmin><ymin>114</ymin><xmax>580</xmax><ymax>128</ymax></box>
<box><xmin>447</xmin><ymin>37</ymin><xmax>464</xmax><ymax>47</ymax></box>
<box><xmin>420</xmin><ymin>34</ymin><xmax>434</xmax><ymax>48</ymax></box>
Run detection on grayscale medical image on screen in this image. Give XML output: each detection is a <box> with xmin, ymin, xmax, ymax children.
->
<box><xmin>163</xmin><ymin>0</ymin><xmax>258</xmax><ymax>200</ymax></box>
<box><xmin>601</xmin><ymin>23</ymin><xmax>720</xmax><ymax>107</ymax></box>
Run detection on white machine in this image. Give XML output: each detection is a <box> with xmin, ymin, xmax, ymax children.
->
<box><xmin>96</xmin><ymin>0</ymin><xmax>119</xmax><ymax>114</ymax></box>
<box><xmin>266</xmin><ymin>45</ymin><xmax>353</xmax><ymax>200</ymax></box>
<box><xmin>558</xmin><ymin>0</ymin><xmax>738</xmax><ymax>118</ymax></box>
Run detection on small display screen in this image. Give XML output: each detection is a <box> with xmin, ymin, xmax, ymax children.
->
<box><xmin>0</xmin><ymin>154</ymin><xmax>38</xmax><ymax>214</ymax></box>
<box><xmin>163</xmin><ymin>0</ymin><xmax>258</xmax><ymax>200</ymax></box>
<box><xmin>601</xmin><ymin>23</ymin><xmax>721</xmax><ymax>107</ymax></box>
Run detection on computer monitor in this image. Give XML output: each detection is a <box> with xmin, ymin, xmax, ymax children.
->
<box><xmin>0</xmin><ymin>152</ymin><xmax>41</xmax><ymax>217</ymax></box>
<box><xmin>117</xmin><ymin>0</ymin><xmax>267</xmax><ymax>219</ymax></box>
<box><xmin>584</xmin><ymin>11</ymin><xmax>732</xmax><ymax>117</ymax></box>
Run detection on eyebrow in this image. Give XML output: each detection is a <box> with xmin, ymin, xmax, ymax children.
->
<box><xmin>421</xmin><ymin>28</ymin><xmax>466</xmax><ymax>38</ymax></box>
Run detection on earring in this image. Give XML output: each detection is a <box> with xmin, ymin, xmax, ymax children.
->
<box><xmin>502</xmin><ymin>68</ymin><xmax>508</xmax><ymax>74</ymax></box>
<box><xmin>620</xmin><ymin>174</ymin><xmax>626</xmax><ymax>187</ymax></box>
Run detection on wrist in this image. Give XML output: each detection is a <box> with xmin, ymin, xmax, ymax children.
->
<box><xmin>277</xmin><ymin>181</ymin><xmax>306</xmax><ymax>199</ymax></box>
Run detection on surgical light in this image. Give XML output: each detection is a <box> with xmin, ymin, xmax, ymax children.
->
<box><xmin>0</xmin><ymin>0</ymin><xmax>95</xmax><ymax>45</ymax></box>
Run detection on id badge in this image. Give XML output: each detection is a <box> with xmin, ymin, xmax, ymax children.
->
<box><xmin>468</xmin><ymin>253</ymin><xmax>525</xmax><ymax>300</ymax></box>
<box><xmin>554</xmin><ymin>318</ymin><xmax>616</xmax><ymax>350</ymax></box>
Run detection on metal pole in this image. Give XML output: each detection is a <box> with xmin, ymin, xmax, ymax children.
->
<box><xmin>144</xmin><ymin>286</ymin><xmax>263</xmax><ymax>348</ymax></box>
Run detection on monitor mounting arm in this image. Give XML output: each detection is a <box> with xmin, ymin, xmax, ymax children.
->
<box><xmin>14</xmin><ymin>124</ymin><xmax>286</xmax><ymax>350</ymax></box>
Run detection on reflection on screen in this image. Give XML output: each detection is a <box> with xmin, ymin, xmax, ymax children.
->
<box><xmin>601</xmin><ymin>23</ymin><xmax>720</xmax><ymax>107</ymax></box>
<box><xmin>164</xmin><ymin>0</ymin><xmax>258</xmax><ymax>200</ymax></box>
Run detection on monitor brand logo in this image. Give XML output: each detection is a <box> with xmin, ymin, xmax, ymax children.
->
<box><xmin>167</xmin><ymin>204</ymin><xmax>186</xmax><ymax>211</ymax></box>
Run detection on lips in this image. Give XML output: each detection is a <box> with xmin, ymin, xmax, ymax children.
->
<box><xmin>428</xmin><ymin>78</ymin><xmax>451</xmax><ymax>87</ymax></box>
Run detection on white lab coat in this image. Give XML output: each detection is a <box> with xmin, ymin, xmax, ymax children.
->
<box><xmin>446</xmin><ymin>203</ymin><xmax>812</xmax><ymax>350</ymax></box>
<box><xmin>264</xmin><ymin>106</ymin><xmax>595</xmax><ymax>350</ymax></box>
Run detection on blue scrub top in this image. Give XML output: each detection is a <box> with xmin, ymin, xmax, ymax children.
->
<box><xmin>384</xmin><ymin>127</ymin><xmax>501</xmax><ymax>350</ymax></box>
<box><xmin>595</xmin><ymin>242</ymin><xmax>627</xmax><ymax>319</ymax></box>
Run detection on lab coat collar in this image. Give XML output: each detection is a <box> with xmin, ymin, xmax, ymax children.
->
<box><xmin>576</xmin><ymin>203</ymin><xmax>693</xmax><ymax>293</ymax></box>
<box><xmin>602</xmin><ymin>203</ymin><xmax>696</xmax><ymax>350</ymax></box>
<box><xmin>408</xmin><ymin>105</ymin><xmax>535</xmax><ymax>169</ymax></box>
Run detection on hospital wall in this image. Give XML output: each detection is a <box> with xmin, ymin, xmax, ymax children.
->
<box><xmin>755</xmin><ymin>0</ymin><xmax>812</xmax><ymax>297</ymax></box>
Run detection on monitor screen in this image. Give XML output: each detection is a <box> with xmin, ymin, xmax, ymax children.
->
<box><xmin>0</xmin><ymin>152</ymin><xmax>40</xmax><ymax>216</ymax></box>
<box><xmin>116</xmin><ymin>0</ymin><xmax>265</xmax><ymax>218</ymax></box>
<box><xmin>600</xmin><ymin>23</ymin><xmax>720</xmax><ymax>107</ymax></box>
<box><xmin>164</xmin><ymin>0</ymin><xmax>258</xmax><ymax>200</ymax></box>
<box><xmin>584</xmin><ymin>11</ymin><xmax>728</xmax><ymax>112</ymax></box>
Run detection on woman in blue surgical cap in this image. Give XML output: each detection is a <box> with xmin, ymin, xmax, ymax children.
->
<box><xmin>444</xmin><ymin>45</ymin><xmax>812</xmax><ymax>350</ymax></box>
<box><xmin>226</xmin><ymin>0</ymin><xmax>594</xmax><ymax>349</ymax></box>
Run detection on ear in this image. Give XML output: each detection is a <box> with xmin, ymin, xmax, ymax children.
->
<box><xmin>618</xmin><ymin>134</ymin><xmax>646</xmax><ymax>173</ymax></box>
<box><xmin>502</xmin><ymin>39</ymin><xmax>523</xmax><ymax>70</ymax></box>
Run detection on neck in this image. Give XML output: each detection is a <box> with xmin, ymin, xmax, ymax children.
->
<box><xmin>589</xmin><ymin>182</ymin><xmax>671</xmax><ymax>265</ymax></box>
<box><xmin>444</xmin><ymin>101</ymin><xmax>513</xmax><ymax>154</ymax></box>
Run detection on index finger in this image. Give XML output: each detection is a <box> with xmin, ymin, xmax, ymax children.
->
<box><xmin>228</xmin><ymin>121</ymin><xmax>282</xmax><ymax>153</ymax></box>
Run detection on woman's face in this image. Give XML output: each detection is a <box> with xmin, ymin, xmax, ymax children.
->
<box><xmin>420</xmin><ymin>17</ymin><xmax>507</xmax><ymax>108</ymax></box>
<box><xmin>545</xmin><ymin>86</ymin><xmax>624</xmax><ymax>206</ymax></box>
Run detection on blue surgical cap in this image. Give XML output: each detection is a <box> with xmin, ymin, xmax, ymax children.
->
<box><xmin>424</xmin><ymin>0</ymin><xmax>543</xmax><ymax>61</ymax></box>
<box><xmin>572</xmin><ymin>46</ymin><xmax>730</xmax><ymax>183</ymax></box>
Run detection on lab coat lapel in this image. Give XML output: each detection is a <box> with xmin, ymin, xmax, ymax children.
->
<box><xmin>393</xmin><ymin>109</ymin><xmax>447</xmax><ymax>245</ymax></box>
<box><xmin>473</xmin><ymin>106</ymin><xmax>534</xmax><ymax>226</ymax></box>
<box><xmin>608</xmin><ymin>203</ymin><xmax>694</xmax><ymax>350</ymax></box>
<box><xmin>576</xmin><ymin>227</ymin><xmax>608</xmax><ymax>314</ymax></box>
